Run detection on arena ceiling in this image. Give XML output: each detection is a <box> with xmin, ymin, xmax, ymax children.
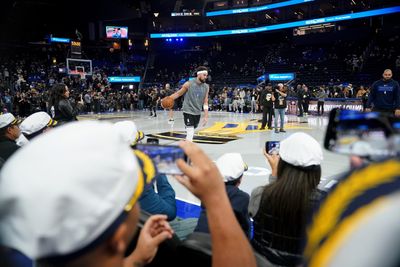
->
<box><xmin>1</xmin><ymin>0</ymin><xmax>398</xmax><ymax>43</ymax></box>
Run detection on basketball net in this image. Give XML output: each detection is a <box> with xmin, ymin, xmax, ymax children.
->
<box><xmin>70</xmin><ymin>70</ymin><xmax>86</xmax><ymax>80</ymax></box>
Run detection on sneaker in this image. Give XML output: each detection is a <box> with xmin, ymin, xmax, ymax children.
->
<box><xmin>275</xmin><ymin>129</ymin><xmax>279</xmax><ymax>133</ymax></box>
<box><xmin>168</xmin><ymin>118</ymin><xmax>174</xmax><ymax>122</ymax></box>
<box><xmin>268</xmin><ymin>127</ymin><xmax>273</xmax><ymax>130</ymax></box>
<box><xmin>280</xmin><ymin>129</ymin><xmax>286</xmax><ymax>133</ymax></box>
<box><xmin>259</xmin><ymin>127</ymin><xmax>265</xmax><ymax>130</ymax></box>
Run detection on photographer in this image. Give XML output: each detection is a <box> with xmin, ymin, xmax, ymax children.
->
<box><xmin>302</xmin><ymin>85</ymin><xmax>311</xmax><ymax>116</ymax></box>
<box><xmin>249</xmin><ymin>132</ymin><xmax>325</xmax><ymax>266</ymax></box>
<box><xmin>259</xmin><ymin>85</ymin><xmax>274</xmax><ymax>130</ymax></box>
<box><xmin>296</xmin><ymin>84</ymin><xmax>304</xmax><ymax>117</ymax></box>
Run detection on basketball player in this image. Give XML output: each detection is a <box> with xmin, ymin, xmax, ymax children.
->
<box><xmin>168</xmin><ymin>109</ymin><xmax>174</xmax><ymax>123</ymax></box>
<box><xmin>169</xmin><ymin>66</ymin><xmax>209</xmax><ymax>141</ymax></box>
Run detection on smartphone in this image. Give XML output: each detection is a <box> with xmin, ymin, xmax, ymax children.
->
<box><xmin>324</xmin><ymin>108</ymin><xmax>400</xmax><ymax>157</ymax></box>
<box><xmin>135</xmin><ymin>144</ymin><xmax>187</xmax><ymax>175</ymax></box>
<box><xmin>265</xmin><ymin>141</ymin><xmax>280</xmax><ymax>155</ymax></box>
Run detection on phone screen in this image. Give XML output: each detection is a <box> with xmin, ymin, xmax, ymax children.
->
<box><xmin>324</xmin><ymin>109</ymin><xmax>400</xmax><ymax>157</ymax></box>
<box><xmin>265</xmin><ymin>141</ymin><xmax>280</xmax><ymax>155</ymax></box>
<box><xmin>135</xmin><ymin>144</ymin><xmax>187</xmax><ymax>175</ymax></box>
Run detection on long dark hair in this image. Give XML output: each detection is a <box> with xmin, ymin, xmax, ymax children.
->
<box><xmin>49</xmin><ymin>83</ymin><xmax>67</xmax><ymax>108</ymax></box>
<box><xmin>258</xmin><ymin>160</ymin><xmax>321</xmax><ymax>249</ymax></box>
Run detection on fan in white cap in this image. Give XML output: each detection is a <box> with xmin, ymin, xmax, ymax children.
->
<box><xmin>0</xmin><ymin>113</ymin><xmax>23</xmax><ymax>158</ymax></box>
<box><xmin>0</xmin><ymin>113</ymin><xmax>21</xmax><ymax>129</ymax></box>
<box><xmin>19</xmin><ymin>111</ymin><xmax>58</xmax><ymax>140</ymax></box>
<box><xmin>0</xmin><ymin>121</ymin><xmax>154</xmax><ymax>259</ymax></box>
<box><xmin>216</xmin><ymin>153</ymin><xmax>248</xmax><ymax>182</ymax></box>
<box><xmin>279</xmin><ymin>132</ymin><xmax>323</xmax><ymax>167</ymax></box>
<box><xmin>114</xmin><ymin>120</ymin><xmax>145</xmax><ymax>146</ymax></box>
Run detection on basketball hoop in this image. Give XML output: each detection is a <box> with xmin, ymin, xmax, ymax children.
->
<box><xmin>66</xmin><ymin>58</ymin><xmax>92</xmax><ymax>79</ymax></box>
<box><xmin>78</xmin><ymin>72</ymin><xmax>86</xmax><ymax>80</ymax></box>
<box><xmin>70</xmin><ymin>70</ymin><xmax>86</xmax><ymax>80</ymax></box>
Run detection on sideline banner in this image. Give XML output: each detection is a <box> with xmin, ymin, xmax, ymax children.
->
<box><xmin>287</xmin><ymin>99</ymin><xmax>363</xmax><ymax>115</ymax></box>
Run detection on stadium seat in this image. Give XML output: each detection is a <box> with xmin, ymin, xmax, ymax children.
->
<box><xmin>176</xmin><ymin>232</ymin><xmax>273</xmax><ymax>267</ymax></box>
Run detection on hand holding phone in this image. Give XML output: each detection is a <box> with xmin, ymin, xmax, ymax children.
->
<box><xmin>263</xmin><ymin>145</ymin><xmax>280</xmax><ymax>177</ymax></box>
<box><xmin>174</xmin><ymin>141</ymin><xmax>226</xmax><ymax>203</ymax></box>
<box><xmin>135</xmin><ymin>144</ymin><xmax>187</xmax><ymax>175</ymax></box>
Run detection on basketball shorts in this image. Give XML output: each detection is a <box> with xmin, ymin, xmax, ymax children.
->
<box><xmin>183</xmin><ymin>113</ymin><xmax>201</xmax><ymax>128</ymax></box>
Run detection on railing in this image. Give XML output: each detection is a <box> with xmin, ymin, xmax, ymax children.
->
<box><xmin>286</xmin><ymin>97</ymin><xmax>364</xmax><ymax>115</ymax></box>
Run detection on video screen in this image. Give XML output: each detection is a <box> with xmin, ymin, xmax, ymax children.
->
<box><xmin>106</xmin><ymin>26</ymin><xmax>128</xmax><ymax>39</ymax></box>
<box><xmin>135</xmin><ymin>144</ymin><xmax>186</xmax><ymax>175</ymax></box>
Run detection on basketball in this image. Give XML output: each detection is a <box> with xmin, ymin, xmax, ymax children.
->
<box><xmin>161</xmin><ymin>96</ymin><xmax>174</xmax><ymax>109</ymax></box>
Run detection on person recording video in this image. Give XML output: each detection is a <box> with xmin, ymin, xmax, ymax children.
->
<box><xmin>259</xmin><ymin>85</ymin><xmax>274</xmax><ymax>130</ymax></box>
<box><xmin>249</xmin><ymin>132</ymin><xmax>325</xmax><ymax>266</ymax></box>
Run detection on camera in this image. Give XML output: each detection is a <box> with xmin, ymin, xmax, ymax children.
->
<box><xmin>135</xmin><ymin>144</ymin><xmax>187</xmax><ymax>175</ymax></box>
<box><xmin>324</xmin><ymin>108</ymin><xmax>400</xmax><ymax>158</ymax></box>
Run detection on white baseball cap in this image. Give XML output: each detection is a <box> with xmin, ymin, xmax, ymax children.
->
<box><xmin>279</xmin><ymin>132</ymin><xmax>323</xmax><ymax>167</ymax></box>
<box><xmin>0</xmin><ymin>121</ymin><xmax>154</xmax><ymax>259</ymax></box>
<box><xmin>114</xmin><ymin>120</ymin><xmax>144</xmax><ymax>146</ymax></box>
<box><xmin>0</xmin><ymin>113</ymin><xmax>21</xmax><ymax>129</ymax></box>
<box><xmin>216</xmin><ymin>153</ymin><xmax>248</xmax><ymax>182</ymax></box>
<box><xmin>19</xmin><ymin>111</ymin><xmax>57</xmax><ymax>137</ymax></box>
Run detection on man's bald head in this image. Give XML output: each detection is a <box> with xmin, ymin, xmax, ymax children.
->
<box><xmin>383</xmin><ymin>69</ymin><xmax>393</xmax><ymax>81</ymax></box>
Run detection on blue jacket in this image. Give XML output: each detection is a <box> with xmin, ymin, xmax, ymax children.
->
<box><xmin>139</xmin><ymin>174</ymin><xmax>177</xmax><ymax>221</ymax></box>
<box><xmin>367</xmin><ymin>79</ymin><xmax>400</xmax><ymax>110</ymax></box>
<box><xmin>194</xmin><ymin>184</ymin><xmax>251</xmax><ymax>237</ymax></box>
